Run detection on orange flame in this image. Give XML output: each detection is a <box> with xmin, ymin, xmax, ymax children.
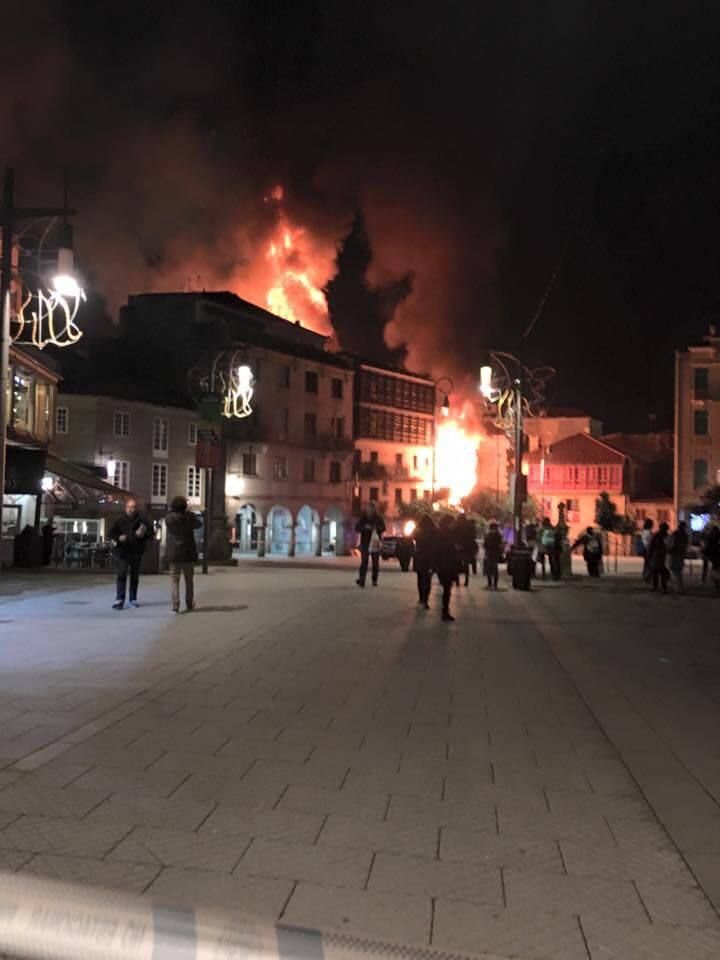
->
<box><xmin>435</xmin><ymin>407</ymin><xmax>483</xmax><ymax>505</ymax></box>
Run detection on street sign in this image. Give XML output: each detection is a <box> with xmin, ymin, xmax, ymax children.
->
<box><xmin>196</xmin><ymin>433</ymin><xmax>222</xmax><ymax>469</ymax></box>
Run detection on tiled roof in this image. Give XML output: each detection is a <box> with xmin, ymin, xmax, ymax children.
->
<box><xmin>528</xmin><ymin>433</ymin><xmax>626</xmax><ymax>466</ymax></box>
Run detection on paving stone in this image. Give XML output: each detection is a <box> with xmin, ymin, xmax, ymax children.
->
<box><xmin>440</xmin><ymin>827</ymin><xmax>564</xmax><ymax>871</ymax></box>
<box><xmin>580</xmin><ymin>914</ymin><xmax>720</xmax><ymax>959</ymax></box>
<box><xmin>443</xmin><ymin>780</ymin><xmax>550</xmax><ymax>814</ymax></box>
<box><xmin>148</xmin><ymin>752</ymin><xmax>256</xmax><ymax>778</ymax></box>
<box><xmin>146</xmin><ymin>866</ymin><xmax>294</xmax><ymax>918</ymax></box>
<box><xmin>433</xmin><ymin>900</ymin><xmax>588</xmax><ymax>959</ymax></box>
<box><xmin>367</xmin><ymin>851</ymin><xmax>503</xmax><ymax>906</ymax></box>
<box><xmin>503</xmin><ymin>866</ymin><xmax>650</xmax><ymax>925</ymax></box>
<box><xmin>201</xmin><ymin>802</ymin><xmax>324</xmax><ymax>842</ymax></box>
<box><xmin>20</xmin><ymin>853</ymin><xmax>160</xmax><ymax>894</ymax></box>
<box><xmin>17</xmin><ymin>763</ymin><xmax>90</xmax><ymax>790</ymax></box>
<box><xmin>108</xmin><ymin>825</ymin><xmax>251</xmax><ymax>872</ymax></box>
<box><xmin>279</xmin><ymin>784</ymin><xmax>389</xmax><ymax>819</ymax></box>
<box><xmin>498</xmin><ymin>809</ymin><xmax>614</xmax><ymax>845</ymax></box>
<box><xmin>0</xmin><ymin>815</ymin><xmax>132</xmax><ymax>858</ymax></box>
<box><xmin>634</xmin><ymin>877</ymin><xmax>720</xmax><ymax>929</ymax></box>
<box><xmin>71</xmin><ymin>767</ymin><xmax>190</xmax><ymax>799</ymax></box>
<box><xmin>385</xmin><ymin>794</ymin><xmax>500</xmax><ymax>832</ymax></box>
<box><xmin>343</xmin><ymin>770</ymin><xmax>444</xmax><ymax>801</ymax></box>
<box><xmin>86</xmin><ymin>795</ymin><xmax>216</xmax><ymax>831</ymax></box>
<box><xmin>0</xmin><ymin>784</ymin><xmax>110</xmax><ymax>819</ymax></box>
<box><xmin>283</xmin><ymin>883</ymin><xmax>432</xmax><ymax>944</ymax></box>
<box><xmin>559</xmin><ymin>838</ymin><xmax>691</xmax><ymax>884</ymax></box>
<box><xmin>318</xmin><ymin>811</ymin><xmax>438</xmax><ymax>858</ymax></box>
<box><xmin>241</xmin><ymin>758</ymin><xmax>350</xmax><ymax>791</ymax></box>
<box><xmin>237</xmin><ymin>836</ymin><xmax>371</xmax><ymax>888</ymax></box>
<box><xmin>173</xmin><ymin>773</ymin><xmax>286</xmax><ymax>808</ymax></box>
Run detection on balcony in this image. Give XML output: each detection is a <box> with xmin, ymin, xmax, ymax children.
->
<box><xmin>303</xmin><ymin>433</ymin><xmax>355</xmax><ymax>453</ymax></box>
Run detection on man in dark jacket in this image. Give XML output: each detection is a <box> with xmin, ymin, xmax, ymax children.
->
<box><xmin>109</xmin><ymin>497</ymin><xmax>152</xmax><ymax>609</ymax></box>
<box><xmin>572</xmin><ymin>526</ymin><xmax>603</xmax><ymax>577</ymax></box>
<box><xmin>647</xmin><ymin>521</ymin><xmax>670</xmax><ymax>594</ymax></box>
<box><xmin>483</xmin><ymin>521</ymin><xmax>504</xmax><ymax>590</ymax></box>
<box><xmin>435</xmin><ymin>514</ymin><xmax>462</xmax><ymax>621</ymax></box>
<box><xmin>165</xmin><ymin>496</ymin><xmax>202</xmax><ymax>613</ymax></box>
<box><xmin>455</xmin><ymin>513</ymin><xmax>478</xmax><ymax>587</ymax></box>
<box><xmin>413</xmin><ymin>514</ymin><xmax>437</xmax><ymax>608</ymax></box>
<box><xmin>355</xmin><ymin>502</ymin><xmax>386</xmax><ymax>587</ymax></box>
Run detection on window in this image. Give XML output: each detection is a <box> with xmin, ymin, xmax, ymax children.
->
<box><xmin>694</xmin><ymin>409</ymin><xmax>709</xmax><ymax>436</ymax></box>
<box><xmin>153</xmin><ymin>417</ymin><xmax>169</xmax><ymax>455</ymax></box>
<box><xmin>304</xmin><ymin>412</ymin><xmax>317</xmax><ymax>436</ymax></box>
<box><xmin>694</xmin><ymin>367</ymin><xmax>709</xmax><ymax>393</ymax></box>
<box><xmin>113</xmin><ymin>411</ymin><xmax>130</xmax><ymax>437</ymax></box>
<box><xmin>186</xmin><ymin>465</ymin><xmax>202</xmax><ymax>501</ymax></box>
<box><xmin>657</xmin><ymin>509</ymin><xmax>670</xmax><ymax>524</ymax></box>
<box><xmin>188</xmin><ymin>422</ymin><xmax>198</xmax><ymax>446</ymax></box>
<box><xmin>56</xmin><ymin>406</ymin><xmax>69</xmax><ymax>435</ymax></box>
<box><xmin>395</xmin><ymin>453</ymin><xmax>403</xmax><ymax>467</ymax></box>
<box><xmin>152</xmin><ymin>463</ymin><xmax>168</xmax><ymax>500</ymax></box>
<box><xmin>635</xmin><ymin>508</ymin><xmax>647</xmax><ymax>522</ymax></box>
<box><xmin>303</xmin><ymin>458</ymin><xmax>316</xmax><ymax>482</ymax></box>
<box><xmin>413</xmin><ymin>455</ymin><xmax>419</xmax><ymax>471</ymax></box>
<box><xmin>598</xmin><ymin>466</ymin><xmax>609</xmax><ymax>486</ymax></box>
<box><xmin>370</xmin><ymin>451</ymin><xmax>379</xmax><ymax>464</ymax></box>
<box><xmin>369</xmin><ymin>486</ymin><xmax>379</xmax><ymax>502</ymax></box>
<box><xmin>394</xmin><ymin>488</ymin><xmax>403</xmax><ymax>506</ymax></box>
<box><xmin>331</xmin><ymin>377</ymin><xmax>343</xmax><ymax>399</ymax></box>
<box><xmin>273</xmin><ymin>456</ymin><xmax>288</xmax><ymax>480</ymax></box>
<box><xmin>275</xmin><ymin>408</ymin><xmax>289</xmax><ymax>440</ymax></box>
<box><xmin>565</xmin><ymin>498</ymin><xmax>579</xmax><ymax>512</ymax></box>
<box><xmin>694</xmin><ymin>458</ymin><xmax>709</xmax><ymax>490</ymax></box>
<box><xmin>305</xmin><ymin>371</ymin><xmax>318</xmax><ymax>393</ymax></box>
<box><xmin>329</xmin><ymin>461</ymin><xmax>341</xmax><ymax>484</ymax></box>
<box><xmin>278</xmin><ymin>364</ymin><xmax>291</xmax><ymax>388</ymax></box>
<box><xmin>242</xmin><ymin>453</ymin><xmax>258</xmax><ymax>476</ymax></box>
<box><xmin>332</xmin><ymin>416</ymin><xmax>345</xmax><ymax>438</ymax></box>
<box><xmin>110</xmin><ymin>461</ymin><xmax>130</xmax><ymax>489</ymax></box>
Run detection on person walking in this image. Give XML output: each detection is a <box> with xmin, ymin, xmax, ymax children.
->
<box><xmin>647</xmin><ymin>521</ymin><xmax>670</xmax><ymax>594</ymax></box>
<box><xmin>165</xmin><ymin>496</ymin><xmax>202</xmax><ymax>613</ymax></box>
<box><xmin>668</xmin><ymin>521</ymin><xmax>689</xmax><ymax>595</ymax></box>
<box><xmin>109</xmin><ymin>497</ymin><xmax>152</xmax><ymax>609</ymax></box>
<box><xmin>640</xmin><ymin>518</ymin><xmax>654</xmax><ymax>582</ymax></box>
<box><xmin>572</xmin><ymin>526</ymin><xmax>603</xmax><ymax>577</ymax></box>
<box><xmin>704</xmin><ymin>523</ymin><xmax>720</xmax><ymax>594</ymax></box>
<box><xmin>455</xmin><ymin>513</ymin><xmax>478</xmax><ymax>587</ymax></box>
<box><xmin>355</xmin><ymin>501</ymin><xmax>386</xmax><ymax>587</ymax></box>
<box><xmin>413</xmin><ymin>514</ymin><xmax>437</xmax><ymax>608</ymax></box>
<box><xmin>483</xmin><ymin>521</ymin><xmax>504</xmax><ymax>589</ymax></box>
<box><xmin>538</xmin><ymin>518</ymin><xmax>555</xmax><ymax>580</ymax></box>
<box><xmin>435</xmin><ymin>514</ymin><xmax>461</xmax><ymax>621</ymax></box>
<box><xmin>525</xmin><ymin>521</ymin><xmax>538</xmax><ymax>576</ymax></box>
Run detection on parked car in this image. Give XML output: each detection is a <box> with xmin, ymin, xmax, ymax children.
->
<box><xmin>380</xmin><ymin>535</ymin><xmax>415</xmax><ymax>571</ymax></box>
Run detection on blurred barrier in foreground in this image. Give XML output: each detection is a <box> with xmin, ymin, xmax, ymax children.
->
<box><xmin>0</xmin><ymin>874</ymin><xmax>482</xmax><ymax>960</ymax></box>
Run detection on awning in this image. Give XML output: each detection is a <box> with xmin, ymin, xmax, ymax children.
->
<box><xmin>43</xmin><ymin>454</ymin><xmax>132</xmax><ymax>507</ymax></box>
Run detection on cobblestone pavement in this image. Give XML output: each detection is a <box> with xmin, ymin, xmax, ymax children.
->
<box><xmin>0</xmin><ymin>564</ymin><xmax>719</xmax><ymax>959</ymax></box>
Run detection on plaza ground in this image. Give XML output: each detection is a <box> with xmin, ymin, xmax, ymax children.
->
<box><xmin>0</xmin><ymin>562</ymin><xmax>719</xmax><ymax>959</ymax></box>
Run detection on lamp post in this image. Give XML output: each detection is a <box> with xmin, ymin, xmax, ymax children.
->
<box><xmin>432</xmin><ymin>376</ymin><xmax>454</xmax><ymax>500</ymax></box>
<box><xmin>0</xmin><ymin>168</ymin><xmax>79</xmax><ymax>571</ymax></box>
<box><xmin>479</xmin><ymin>353</ymin><xmax>554</xmax><ymax>544</ymax></box>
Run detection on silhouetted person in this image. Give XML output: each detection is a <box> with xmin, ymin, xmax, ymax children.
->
<box><xmin>483</xmin><ymin>522</ymin><xmax>504</xmax><ymax>590</ymax></box>
<box><xmin>705</xmin><ymin>524</ymin><xmax>720</xmax><ymax>594</ymax></box>
<box><xmin>572</xmin><ymin>526</ymin><xmax>603</xmax><ymax>577</ymax></box>
<box><xmin>668</xmin><ymin>521</ymin><xmax>689</xmax><ymax>595</ymax></box>
<box><xmin>414</xmin><ymin>514</ymin><xmax>437</xmax><ymax>609</ymax></box>
<box><xmin>436</xmin><ymin>515</ymin><xmax>461</xmax><ymax>621</ymax></box>
<box><xmin>356</xmin><ymin>501</ymin><xmax>385</xmax><ymax>588</ymax></box>
<box><xmin>640</xmin><ymin>518</ymin><xmax>654</xmax><ymax>582</ymax></box>
<box><xmin>109</xmin><ymin>497</ymin><xmax>152</xmax><ymax>609</ymax></box>
<box><xmin>538</xmin><ymin>518</ymin><xmax>555</xmax><ymax>580</ymax></box>
<box><xmin>41</xmin><ymin>521</ymin><xmax>55</xmax><ymax>566</ymax></box>
<box><xmin>647</xmin><ymin>521</ymin><xmax>670</xmax><ymax>594</ymax></box>
<box><xmin>165</xmin><ymin>496</ymin><xmax>202</xmax><ymax>613</ymax></box>
<box><xmin>455</xmin><ymin>513</ymin><xmax>478</xmax><ymax>586</ymax></box>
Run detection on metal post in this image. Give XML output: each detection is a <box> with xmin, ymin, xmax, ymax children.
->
<box><xmin>202</xmin><ymin>467</ymin><xmax>212</xmax><ymax>574</ymax></box>
<box><xmin>513</xmin><ymin>377</ymin><xmax>523</xmax><ymax>543</ymax></box>
<box><xmin>0</xmin><ymin>168</ymin><xmax>15</xmax><ymax>572</ymax></box>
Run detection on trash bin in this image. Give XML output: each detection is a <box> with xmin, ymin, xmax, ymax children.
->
<box><xmin>511</xmin><ymin>548</ymin><xmax>533</xmax><ymax>591</ymax></box>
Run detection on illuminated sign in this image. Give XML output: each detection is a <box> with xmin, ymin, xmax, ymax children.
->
<box><xmin>11</xmin><ymin>285</ymin><xmax>86</xmax><ymax>350</ymax></box>
<box><xmin>223</xmin><ymin>364</ymin><xmax>254</xmax><ymax>419</ymax></box>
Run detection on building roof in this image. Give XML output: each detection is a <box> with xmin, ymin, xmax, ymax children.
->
<box><xmin>528</xmin><ymin>433</ymin><xmax>626</xmax><ymax>466</ymax></box>
<box><xmin>532</xmin><ymin>406</ymin><xmax>593</xmax><ymax>419</ymax></box>
<box><xmin>600</xmin><ymin>431</ymin><xmax>673</xmax><ymax>464</ymax></box>
<box><xmin>338</xmin><ymin>351</ymin><xmax>435</xmax><ymax>384</ymax></box>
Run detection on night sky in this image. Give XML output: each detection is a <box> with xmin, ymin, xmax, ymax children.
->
<box><xmin>5</xmin><ymin>1</ymin><xmax>720</xmax><ymax>430</ymax></box>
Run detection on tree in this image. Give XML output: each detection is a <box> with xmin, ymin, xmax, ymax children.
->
<box><xmin>595</xmin><ymin>491</ymin><xmax>619</xmax><ymax>532</ymax></box>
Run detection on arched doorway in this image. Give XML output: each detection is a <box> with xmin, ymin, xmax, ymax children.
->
<box><xmin>235</xmin><ymin>504</ymin><xmax>261</xmax><ymax>553</ymax></box>
<box><xmin>266</xmin><ymin>505</ymin><xmax>293</xmax><ymax>555</ymax></box>
<box><xmin>296</xmin><ymin>505</ymin><xmax>320</xmax><ymax>555</ymax></box>
<box><xmin>322</xmin><ymin>506</ymin><xmax>345</xmax><ymax>555</ymax></box>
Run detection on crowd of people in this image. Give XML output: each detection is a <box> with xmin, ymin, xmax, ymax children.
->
<box><xmin>638</xmin><ymin>517</ymin><xmax>720</xmax><ymax>595</ymax></box>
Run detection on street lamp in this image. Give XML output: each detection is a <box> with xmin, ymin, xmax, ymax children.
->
<box><xmin>0</xmin><ymin>168</ymin><xmax>81</xmax><ymax>574</ymax></box>
<box><xmin>432</xmin><ymin>377</ymin><xmax>454</xmax><ymax>497</ymax></box>
<box><xmin>478</xmin><ymin>353</ymin><xmax>554</xmax><ymax>544</ymax></box>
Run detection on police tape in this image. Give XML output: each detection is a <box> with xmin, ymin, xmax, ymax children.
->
<box><xmin>0</xmin><ymin>873</ymin><xmax>486</xmax><ymax>960</ymax></box>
